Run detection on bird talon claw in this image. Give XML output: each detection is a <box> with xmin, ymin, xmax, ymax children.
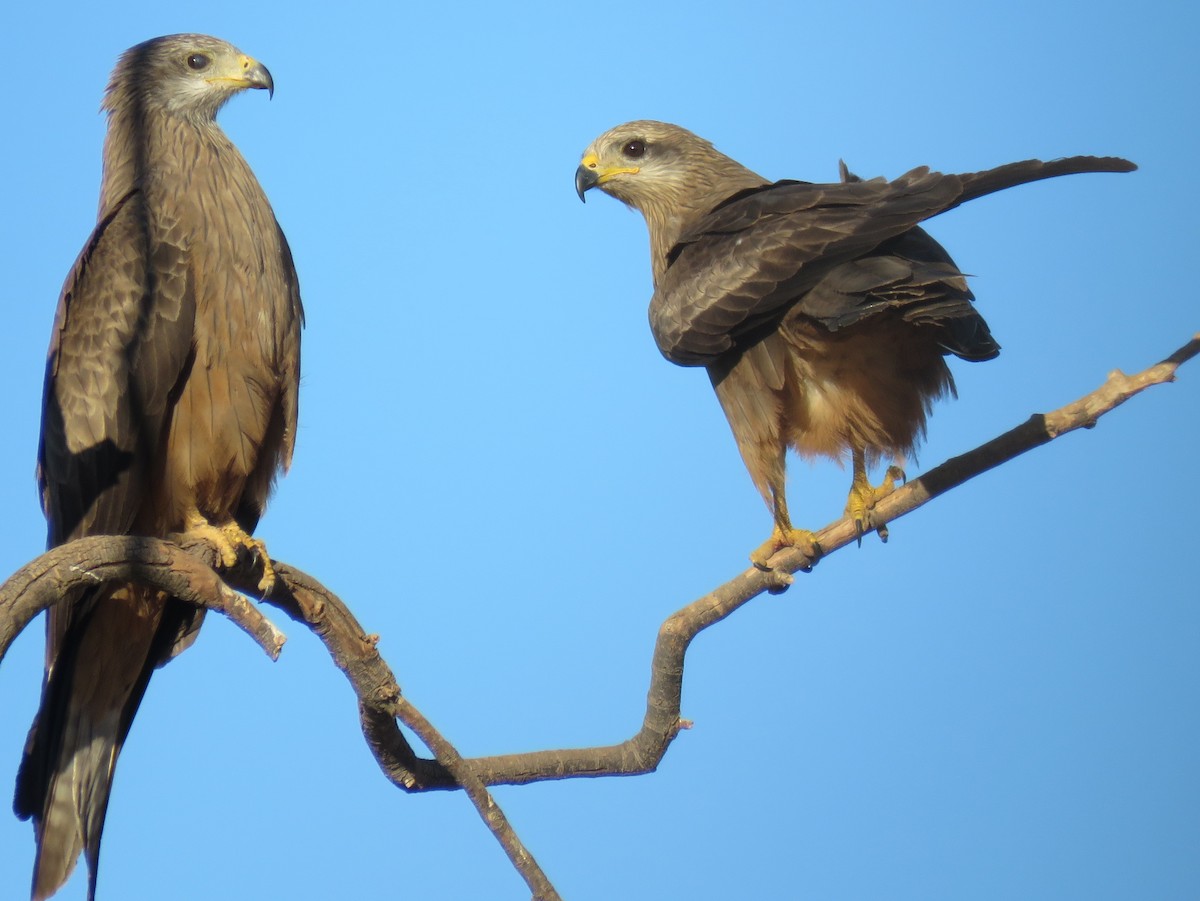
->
<box><xmin>750</xmin><ymin>527</ymin><xmax>820</xmax><ymax>570</ymax></box>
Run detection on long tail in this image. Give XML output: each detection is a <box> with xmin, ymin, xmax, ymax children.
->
<box><xmin>14</xmin><ymin>587</ymin><xmax>199</xmax><ymax>901</ymax></box>
<box><xmin>956</xmin><ymin>156</ymin><xmax>1137</xmax><ymax>207</ymax></box>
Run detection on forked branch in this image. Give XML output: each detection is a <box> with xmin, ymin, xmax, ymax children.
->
<box><xmin>341</xmin><ymin>333</ymin><xmax>1200</xmax><ymax>790</ymax></box>
<box><xmin>1</xmin><ymin>334</ymin><xmax>1194</xmax><ymax>901</ymax></box>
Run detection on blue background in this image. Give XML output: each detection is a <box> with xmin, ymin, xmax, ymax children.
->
<box><xmin>0</xmin><ymin>2</ymin><xmax>1196</xmax><ymax>899</ymax></box>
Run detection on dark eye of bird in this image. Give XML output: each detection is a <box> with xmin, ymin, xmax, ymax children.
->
<box><xmin>187</xmin><ymin>54</ymin><xmax>210</xmax><ymax>71</ymax></box>
<box><xmin>622</xmin><ymin>140</ymin><xmax>646</xmax><ymax>159</ymax></box>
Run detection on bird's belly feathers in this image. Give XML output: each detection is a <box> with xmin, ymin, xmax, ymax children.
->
<box><xmin>779</xmin><ymin>314</ymin><xmax>957</xmax><ymax>464</ymax></box>
<box><xmin>153</xmin><ymin>250</ymin><xmax>296</xmax><ymax>530</ymax></box>
<box><xmin>159</xmin><ymin>356</ymin><xmax>285</xmax><ymax>522</ymax></box>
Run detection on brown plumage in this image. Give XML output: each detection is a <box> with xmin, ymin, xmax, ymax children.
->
<box><xmin>15</xmin><ymin>34</ymin><xmax>302</xmax><ymax>900</ymax></box>
<box><xmin>576</xmin><ymin>120</ymin><xmax>1134</xmax><ymax>564</ymax></box>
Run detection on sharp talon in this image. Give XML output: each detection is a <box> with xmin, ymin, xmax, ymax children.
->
<box><xmin>249</xmin><ymin>546</ymin><xmax>276</xmax><ymax>594</ymax></box>
<box><xmin>183</xmin><ymin>513</ymin><xmax>275</xmax><ymax>594</ymax></box>
<box><xmin>845</xmin><ymin>463</ymin><xmax>902</xmax><ymax>545</ymax></box>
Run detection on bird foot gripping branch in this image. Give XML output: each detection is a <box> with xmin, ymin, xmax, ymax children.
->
<box><xmin>183</xmin><ymin>515</ymin><xmax>278</xmax><ymax>594</ymax></box>
<box><xmin>845</xmin><ymin>464</ymin><xmax>906</xmax><ymax>545</ymax></box>
<box><xmin>750</xmin><ymin>526</ymin><xmax>822</xmax><ymax>572</ymax></box>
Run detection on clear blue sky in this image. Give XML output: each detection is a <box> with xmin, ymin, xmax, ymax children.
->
<box><xmin>0</xmin><ymin>2</ymin><xmax>1196</xmax><ymax>899</ymax></box>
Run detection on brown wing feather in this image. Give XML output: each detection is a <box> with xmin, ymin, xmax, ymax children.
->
<box><xmin>799</xmin><ymin>229</ymin><xmax>999</xmax><ymax>362</ymax></box>
<box><xmin>38</xmin><ymin>188</ymin><xmax>196</xmax><ymax>547</ymax></box>
<box><xmin>650</xmin><ymin>157</ymin><xmax>1133</xmax><ymax>366</ymax></box>
<box><xmin>18</xmin><ymin>186</ymin><xmax>198</xmax><ymax>899</ymax></box>
<box><xmin>650</xmin><ymin>169</ymin><xmax>965</xmax><ymax>364</ymax></box>
<box><xmin>275</xmin><ymin>218</ymin><xmax>304</xmax><ymax>471</ymax></box>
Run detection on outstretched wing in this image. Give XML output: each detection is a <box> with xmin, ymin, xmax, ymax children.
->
<box><xmin>650</xmin><ymin>157</ymin><xmax>1133</xmax><ymax>366</ymax></box>
<box><xmin>649</xmin><ymin>169</ymin><xmax>961</xmax><ymax>365</ymax></box>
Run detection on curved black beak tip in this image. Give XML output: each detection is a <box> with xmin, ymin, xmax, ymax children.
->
<box><xmin>248</xmin><ymin>62</ymin><xmax>275</xmax><ymax>99</ymax></box>
<box><xmin>575</xmin><ymin>165</ymin><xmax>599</xmax><ymax>203</ymax></box>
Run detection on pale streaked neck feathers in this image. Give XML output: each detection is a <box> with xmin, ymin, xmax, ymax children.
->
<box><xmin>587</xmin><ymin>121</ymin><xmax>769</xmax><ymax>285</ymax></box>
<box><xmin>641</xmin><ymin>153</ymin><xmax>767</xmax><ymax>285</ymax></box>
<box><xmin>97</xmin><ymin>36</ymin><xmax>241</xmax><ymax>218</ymax></box>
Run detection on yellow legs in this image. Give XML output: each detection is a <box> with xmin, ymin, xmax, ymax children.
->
<box><xmin>844</xmin><ymin>448</ymin><xmax>904</xmax><ymax>544</ymax></box>
<box><xmin>748</xmin><ymin>449</ymin><xmax>904</xmax><ymax>568</ymax></box>
<box><xmin>183</xmin><ymin>511</ymin><xmax>276</xmax><ymax>594</ymax></box>
<box><xmin>750</xmin><ymin>487</ymin><xmax>822</xmax><ymax>570</ymax></box>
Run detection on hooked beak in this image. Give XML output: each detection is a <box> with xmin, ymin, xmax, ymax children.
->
<box><xmin>243</xmin><ymin>58</ymin><xmax>274</xmax><ymax>99</ymax></box>
<box><xmin>575</xmin><ymin>151</ymin><xmax>639</xmax><ymax>202</ymax></box>
<box><xmin>213</xmin><ymin>54</ymin><xmax>274</xmax><ymax>98</ymax></box>
<box><xmin>575</xmin><ymin>163</ymin><xmax>599</xmax><ymax>202</ymax></box>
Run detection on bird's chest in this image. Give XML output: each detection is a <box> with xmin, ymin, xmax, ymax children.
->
<box><xmin>160</xmin><ymin>180</ymin><xmax>291</xmax><ymax>374</ymax></box>
<box><xmin>146</xmin><ymin>170</ymin><xmax>296</xmax><ymax>512</ymax></box>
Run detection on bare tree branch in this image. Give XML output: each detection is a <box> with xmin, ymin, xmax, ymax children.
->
<box><xmin>362</xmin><ymin>333</ymin><xmax>1200</xmax><ymax>788</ymax></box>
<box><xmin>1</xmin><ymin>334</ymin><xmax>1194</xmax><ymax>900</ymax></box>
<box><xmin>0</xmin><ymin>535</ymin><xmax>284</xmax><ymax>661</ymax></box>
<box><xmin>0</xmin><ymin>534</ymin><xmax>564</xmax><ymax>900</ymax></box>
<box><xmin>231</xmin><ymin>564</ymin><xmax>563</xmax><ymax>898</ymax></box>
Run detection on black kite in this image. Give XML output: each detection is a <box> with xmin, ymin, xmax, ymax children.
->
<box><xmin>15</xmin><ymin>34</ymin><xmax>303</xmax><ymax>900</ymax></box>
<box><xmin>576</xmin><ymin>121</ymin><xmax>1133</xmax><ymax>565</ymax></box>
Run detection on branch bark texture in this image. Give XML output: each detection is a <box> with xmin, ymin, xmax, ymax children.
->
<box><xmin>1</xmin><ymin>334</ymin><xmax>1194</xmax><ymax>900</ymax></box>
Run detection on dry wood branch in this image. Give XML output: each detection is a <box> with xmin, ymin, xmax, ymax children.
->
<box><xmin>826</xmin><ymin>331</ymin><xmax>1200</xmax><ymax>556</ymax></box>
<box><xmin>220</xmin><ymin>564</ymin><xmax>561</xmax><ymax>899</ymax></box>
<box><xmin>0</xmin><ymin>536</ymin><xmax>562</xmax><ymax>900</ymax></box>
<box><xmin>167</xmin><ymin>335</ymin><xmax>1200</xmax><ymax>794</ymax></box>
<box><xmin>0</xmin><ymin>335</ymin><xmax>1193</xmax><ymax>901</ymax></box>
<box><xmin>0</xmin><ymin>535</ymin><xmax>284</xmax><ymax>661</ymax></box>
<box><xmin>382</xmin><ymin>333</ymin><xmax>1200</xmax><ymax>788</ymax></box>
<box><xmin>203</xmin><ymin>335</ymin><xmax>1200</xmax><ymax>794</ymax></box>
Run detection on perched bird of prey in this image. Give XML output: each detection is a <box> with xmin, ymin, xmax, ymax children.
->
<box><xmin>576</xmin><ymin>121</ymin><xmax>1133</xmax><ymax>566</ymax></box>
<box><xmin>14</xmin><ymin>34</ymin><xmax>302</xmax><ymax>900</ymax></box>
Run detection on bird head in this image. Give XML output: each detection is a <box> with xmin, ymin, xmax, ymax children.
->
<box><xmin>575</xmin><ymin>120</ymin><xmax>718</xmax><ymax>210</ymax></box>
<box><xmin>576</xmin><ymin>120</ymin><xmax>769</xmax><ymax>218</ymax></box>
<box><xmin>104</xmin><ymin>34</ymin><xmax>274</xmax><ymax>123</ymax></box>
<box><xmin>575</xmin><ymin>120</ymin><xmax>770</xmax><ymax>271</ymax></box>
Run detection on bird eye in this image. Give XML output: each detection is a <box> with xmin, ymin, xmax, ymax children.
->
<box><xmin>622</xmin><ymin>140</ymin><xmax>646</xmax><ymax>159</ymax></box>
<box><xmin>187</xmin><ymin>54</ymin><xmax>210</xmax><ymax>71</ymax></box>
